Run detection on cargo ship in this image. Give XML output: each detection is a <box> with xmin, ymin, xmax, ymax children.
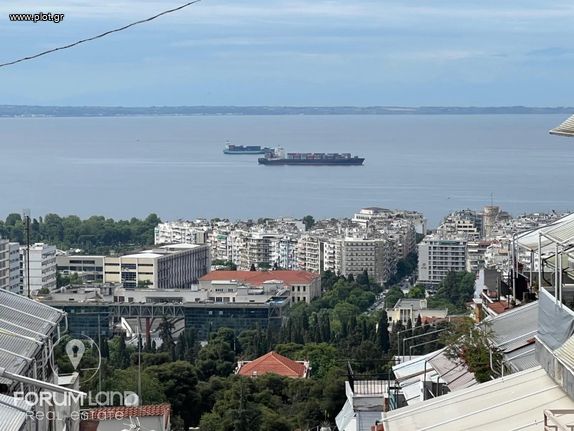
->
<box><xmin>223</xmin><ymin>142</ymin><xmax>271</xmax><ymax>155</ymax></box>
<box><xmin>258</xmin><ymin>148</ymin><xmax>365</xmax><ymax>166</ymax></box>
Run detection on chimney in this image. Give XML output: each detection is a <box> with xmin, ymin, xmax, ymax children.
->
<box><xmin>472</xmin><ymin>298</ymin><xmax>483</xmax><ymax>323</ymax></box>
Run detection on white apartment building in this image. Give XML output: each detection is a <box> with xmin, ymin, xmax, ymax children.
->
<box><xmin>8</xmin><ymin>242</ymin><xmax>20</xmax><ymax>293</ymax></box>
<box><xmin>0</xmin><ymin>238</ymin><xmax>10</xmax><ymax>290</ymax></box>
<box><xmin>323</xmin><ymin>239</ymin><xmax>337</xmax><ymax>273</ymax></box>
<box><xmin>352</xmin><ymin>207</ymin><xmax>427</xmax><ymax>234</ymax></box>
<box><xmin>418</xmin><ymin>235</ymin><xmax>467</xmax><ymax>287</ymax></box>
<box><xmin>270</xmin><ymin>236</ymin><xmax>298</xmax><ymax>270</ymax></box>
<box><xmin>438</xmin><ymin>213</ymin><xmax>481</xmax><ymax>240</ymax></box>
<box><xmin>297</xmin><ymin>235</ymin><xmax>323</xmax><ymax>273</ymax></box>
<box><xmin>466</xmin><ymin>240</ymin><xmax>493</xmax><ymax>273</ymax></box>
<box><xmin>154</xmin><ymin>221</ymin><xmax>209</xmax><ymax>245</ymax></box>
<box><xmin>210</xmin><ymin>228</ymin><xmax>233</xmax><ymax>261</ymax></box>
<box><xmin>20</xmin><ymin>243</ymin><xmax>57</xmax><ymax>295</ymax></box>
<box><xmin>104</xmin><ymin>243</ymin><xmax>210</xmax><ymax>289</ymax></box>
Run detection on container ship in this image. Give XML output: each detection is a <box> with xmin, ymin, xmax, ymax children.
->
<box><xmin>223</xmin><ymin>143</ymin><xmax>271</xmax><ymax>155</ymax></box>
<box><xmin>258</xmin><ymin>148</ymin><xmax>365</xmax><ymax>166</ymax></box>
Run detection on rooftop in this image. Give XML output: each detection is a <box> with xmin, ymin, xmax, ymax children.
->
<box><xmin>0</xmin><ymin>288</ymin><xmax>65</xmax><ymax>384</ymax></box>
<box><xmin>382</xmin><ymin>366</ymin><xmax>574</xmax><ymax>431</ymax></box>
<box><xmin>85</xmin><ymin>403</ymin><xmax>171</xmax><ymax>421</ymax></box>
<box><xmin>120</xmin><ymin>243</ymin><xmax>205</xmax><ymax>259</ymax></box>
<box><xmin>484</xmin><ymin>301</ymin><xmax>538</xmax><ymax>372</ymax></box>
<box><xmin>392</xmin><ymin>298</ymin><xmax>427</xmax><ymax>310</ymax></box>
<box><xmin>0</xmin><ymin>393</ymin><xmax>31</xmax><ymax>431</ymax></box>
<box><xmin>200</xmin><ymin>270</ymin><xmax>319</xmax><ymax>286</ymax></box>
<box><xmin>236</xmin><ymin>351</ymin><xmax>308</xmax><ymax>378</ymax></box>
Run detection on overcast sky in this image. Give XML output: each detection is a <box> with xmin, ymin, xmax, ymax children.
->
<box><xmin>1</xmin><ymin>0</ymin><xmax>574</xmax><ymax>106</ymax></box>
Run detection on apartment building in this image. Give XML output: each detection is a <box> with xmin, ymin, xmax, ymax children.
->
<box><xmin>8</xmin><ymin>242</ymin><xmax>20</xmax><ymax>293</ymax></box>
<box><xmin>466</xmin><ymin>240</ymin><xmax>493</xmax><ymax>273</ymax></box>
<box><xmin>386</xmin><ymin>221</ymin><xmax>417</xmax><ymax>259</ymax></box>
<box><xmin>0</xmin><ymin>238</ymin><xmax>10</xmax><ymax>290</ymax></box>
<box><xmin>270</xmin><ymin>236</ymin><xmax>298</xmax><ymax>270</ymax></box>
<box><xmin>20</xmin><ymin>243</ymin><xmax>57</xmax><ymax>295</ymax></box>
<box><xmin>438</xmin><ymin>210</ymin><xmax>482</xmax><ymax>240</ymax></box>
<box><xmin>297</xmin><ymin>235</ymin><xmax>323</xmax><ymax>273</ymax></box>
<box><xmin>154</xmin><ymin>220</ymin><xmax>209</xmax><ymax>244</ymax></box>
<box><xmin>418</xmin><ymin>235</ymin><xmax>467</xmax><ymax>287</ymax></box>
<box><xmin>352</xmin><ymin>207</ymin><xmax>426</xmax><ymax>234</ymax></box>
<box><xmin>336</xmin><ymin>237</ymin><xmax>397</xmax><ymax>284</ymax></box>
<box><xmin>104</xmin><ymin>243</ymin><xmax>210</xmax><ymax>289</ymax></box>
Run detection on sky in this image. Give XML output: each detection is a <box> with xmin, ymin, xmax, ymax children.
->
<box><xmin>1</xmin><ymin>0</ymin><xmax>574</xmax><ymax>106</ymax></box>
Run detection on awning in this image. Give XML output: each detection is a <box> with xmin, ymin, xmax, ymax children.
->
<box><xmin>382</xmin><ymin>366</ymin><xmax>574</xmax><ymax>431</ymax></box>
<box><xmin>515</xmin><ymin>213</ymin><xmax>574</xmax><ymax>252</ymax></box>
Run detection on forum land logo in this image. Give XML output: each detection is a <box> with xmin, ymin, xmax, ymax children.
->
<box><xmin>15</xmin><ymin>335</ymin><xmax>138</xmax><ymax>412</ymax></box>
<box><xmin>50</xmin><ymin>334</ymin><xmax>102</xmax><ymax>384</ymax></box>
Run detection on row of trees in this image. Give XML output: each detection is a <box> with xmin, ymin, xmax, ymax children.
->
<box><xmin>0</xmin><ymin>213</ymin><xmax>160</xmax><ymax>254</ymax></box>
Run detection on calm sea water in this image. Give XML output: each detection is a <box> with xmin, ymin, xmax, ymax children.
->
<box><xmin>1</xmin><ymin>114</ymin><xmax>572</xmax><ymax>226</ymax></box>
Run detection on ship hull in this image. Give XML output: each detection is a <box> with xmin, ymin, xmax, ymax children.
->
<box><xmin>224</xmin><ymin>150</ymin><xmax>268</xmax><ymax>155</ymax></box>
<box><xmin>258</xmin><ymin>158</ymin><xmax>364</xmax><ymax>166</ymax></box>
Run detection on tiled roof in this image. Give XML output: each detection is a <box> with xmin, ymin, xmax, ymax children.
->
<box><xmin>238</xmin><ymin>351</ymin><xmax>307</xmax><ymax>378</ymax></box>
<box><xmin>200</xmin><ymin>270</ymin><xmax>319</xmax><ymax>286</ymax></box>
<box><xmin>85</xmin><ymin>403</ymin><xmax>171</xmax><ymax>421</ymax></box>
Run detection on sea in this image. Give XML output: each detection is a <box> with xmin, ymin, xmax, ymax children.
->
<box><xmin>1</xmin><ymin>114</ymin><xmax>572</xmax><ymax>227</ymax></box>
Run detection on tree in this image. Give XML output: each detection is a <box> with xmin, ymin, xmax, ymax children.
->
<box><xmin>101</xmin><ymin>367</ymin><xmax>166</xmax><ymax>405</ymax></box>
<box><xmin>302</xmin><ymin>215</ymin><xmax>315</xmax><ymax>231</ymax></box>
<box><xmin>146</xmin><ymin>361</ymin><xmax>200</xmax><ymax>426</ymax></box>
<box><xmin>429</xmin><ymin>271</ymin><xmax>476</xmax><ymax>313</ymax></box>
<box><xmin>100</xmin><ymin>338</ymin><xmax>110</xmax><ymax>359</ymax></box>
<box><xmin>408</xmin><ymin>284</ymin><xmax>426</xmax><ymax>299</ymax></box>
<box><xmin>376</xmin><ymin>311</ymin><xmax>390</xmax><ymax>353</ymax></box>
<box><xmin>385</xmin><ymin>287</ymin><xmax>404</xmax><ymax>309</ymax></box>
<box><xmin>443</xmin><ymin>319</ymin><xmax>502</xmax><ymax>382</ymax></box>
<box><xmin>158</xmin><ymin>317</ymin><xmax>176</xmax><ymax>360</ymax></box>
<box><xmin>250</xmin><ymin>264</ymin><xmax>257</xmax><ymax>272</ymax></box>
<box><xmin>111</xmin><ymin>333</ymin><xmax>131</xmax><ymax>369</ymax></box>
<box><xmin>356</xmin><ymin>269</ymin><xmax>370</xmax><ymax>287</ymax></box>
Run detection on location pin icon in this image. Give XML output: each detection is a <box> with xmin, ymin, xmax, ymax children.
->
<box><xmin>65</xmin><ymin>339</ymin><xmax>85</xmax><ymax>370</ymax></box>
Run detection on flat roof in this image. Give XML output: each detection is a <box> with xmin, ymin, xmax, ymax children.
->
<box><xmin>119</xmin><ymin>243</ymin><xmax>205</xmax><ymax>259</ymax></box>
<box><xmin>200</xmin><ymin>270</ymin><xmax>319</xmax><ymax>286</ymax></box>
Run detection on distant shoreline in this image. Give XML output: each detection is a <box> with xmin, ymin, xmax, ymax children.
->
<box><xmin>0</xmin><ymin>105</ymin><xmax>573</xmax><ymax>118</ymax></box>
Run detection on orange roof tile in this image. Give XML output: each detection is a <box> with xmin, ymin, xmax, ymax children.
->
<box><xmin>85</xmin><ymin>403</ymin><xmax>171</xmax><ymax>421</ymax></box>
<box><xmin>238</xmin><ymin>351</ymin><xmax>307</xmax><ymax>378</ymax></box>
<box><xmin>200</xmin><ymin>270</ymin><xmax>319</xmax><ymax>287</ymax></box>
